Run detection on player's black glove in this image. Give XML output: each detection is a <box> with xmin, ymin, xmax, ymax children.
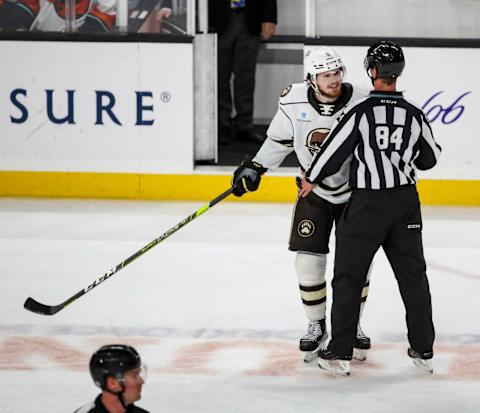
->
<box><xmin>232</xmin><ymin>158</ymin><xmax>267</xmax><ymax>197</ymax></box>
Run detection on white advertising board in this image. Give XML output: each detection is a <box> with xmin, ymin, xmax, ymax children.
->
<box><xmin>305</xmin><ymin>45</ymin><xmax>480</xmax><ymax>180</ymax></box>
<box><xmin>0</xmin><ymin>41</ymin><xmax>193</xmax><ymax>173</ymax></box>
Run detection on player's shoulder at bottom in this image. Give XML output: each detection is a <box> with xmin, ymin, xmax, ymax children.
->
<box><xmin>279</xmin><ymin>82</ymin><xmax>309</xmax><ymax>105</ymax></box>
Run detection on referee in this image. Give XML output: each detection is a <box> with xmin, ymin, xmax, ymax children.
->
<box><xmin>303</xmin><ymin>40</ymin><xmax>441</xmax><ymax>375</ymax></box>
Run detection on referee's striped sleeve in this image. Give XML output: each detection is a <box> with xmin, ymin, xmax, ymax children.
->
<box><xmin>306</xmin><ymin>109</ymin><xmax>359</xmax><ymax>184</ymax></box>
<box><xmin>414</xmin><ymin>113</ymin><xmax>442</xmax><ymax>170</ymax></box>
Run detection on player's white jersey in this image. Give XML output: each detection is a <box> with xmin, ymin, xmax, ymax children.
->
<box><xmin>253</xmin><ymin>82</ymin><xmax>368</xmax><ymax>204</ymax></box>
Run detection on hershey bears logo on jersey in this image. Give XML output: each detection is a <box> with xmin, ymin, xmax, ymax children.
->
<box><xmin>306</xmin><ymin>128</ymin><xmax>330</xmax><ymax>155</ymax></box>
<box><xmin>298</xmin><ymin>220</ymin><xmax>315</xmax><ymax>237</ymax></box>
<box><xmin>318</xmin><ymin>104</ymin><xmax>335</xmax><ymax>116</ymax></box>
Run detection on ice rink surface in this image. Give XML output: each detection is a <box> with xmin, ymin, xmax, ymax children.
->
<box><xmin>1</xmin><ymin>197</ymin><xmax>479</xmax><ymax>413</ymax></box>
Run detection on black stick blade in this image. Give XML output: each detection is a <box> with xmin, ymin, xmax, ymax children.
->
<box><xmin>23</xmin><ymin>297</ymin><xmax>63</xmax><ymax>316</ymax></box>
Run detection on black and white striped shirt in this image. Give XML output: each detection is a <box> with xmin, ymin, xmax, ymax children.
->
<box><xmin>306</xmin><ymin>91</ymin><xmax>441</xmax><ymax>190</ymax></box>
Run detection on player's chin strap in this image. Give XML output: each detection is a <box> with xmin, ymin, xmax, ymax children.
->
<box><xmin>365</xmin><ymin>68</ymin><xmax>375</xmax><ymax>85</ymax></box>
<box><xmin>118</xmin><ymin>391</ymin><xmax>128</xmax><ymax>410</ymax></box>
<box><xmin>308</xmin><ymin>76</ymin><xmax>323</xmax><ymax>98</ymax></box>
<box><xmin>105</xmin><ymin>387</ymin><xmax>128</xmax><ymax>410</ymax></box>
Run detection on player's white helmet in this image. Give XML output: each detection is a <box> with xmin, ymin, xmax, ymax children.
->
<box><xmin>304</xmin><ymin>47</ymin><xmax>346</xmax><ymax>93</ymax></box>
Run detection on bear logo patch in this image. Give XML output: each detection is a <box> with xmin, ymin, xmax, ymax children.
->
<box><xmin>298</xmin><ymin>220</ymin><xmax>315</xmax><ymax>237</ymax></box>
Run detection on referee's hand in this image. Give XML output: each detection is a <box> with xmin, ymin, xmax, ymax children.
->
<box><xmin>298</xmin><ymin>175</ymin><xmax>315</xmax><ymax>198</ymax></box>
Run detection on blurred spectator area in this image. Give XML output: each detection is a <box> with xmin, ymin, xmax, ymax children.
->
<box><xmin>3</xmin><ymin>0</ymin><xmax>479</xmax><ymax>36</ymax></box>
<box><xmin>133</xmin><ymin>0</ymin><xmax>186</xmax><ymax>34</ymax></box>
<box><xmin>0</xmin><ymin>0</ymin><xmax>187</xmax><ymax>33</ymax></box>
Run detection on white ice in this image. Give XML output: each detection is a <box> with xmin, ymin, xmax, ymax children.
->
<box><xmin>1</xmin><ymin>197</ymin><xmax>479</xmax><ymax>413</ymax></box>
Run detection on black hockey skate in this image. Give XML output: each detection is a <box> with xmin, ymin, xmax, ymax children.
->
<box><xmin>299</xmin><ymin>319</ymin><xmax>328</xmax><ymax>363</ymax></box>
<box><xmin>353</xmin><ymin>322</ymin><xmax>371</xmax><ymax>361</ymax></box>
<box><xmin>317</xmin><ymin>348</ymin><xmax>352</xmax><ymax>376</ymax></box>
<box><xmin>408</xmin><ymin>348</ymin><xmax>433</xmax><ymax>373</ymax></box>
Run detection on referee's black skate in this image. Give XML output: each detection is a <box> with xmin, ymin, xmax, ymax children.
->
<box><xmin>353</xmin><ymin>322</ymin><xmax>371</xmax><ymax>361</ymax></box>
<box><xmin>408</xmin><ymin>348</ymin><xmax>433</xmax><ymax>373</ymax></box>
<box><xmin>317</xmin><ymin>348</ymin><xmax>352</xmax><ymax>376</ymax></box>
<box><xmin>300</xmin><ymin>319</ymin><xmax>328</xmax><ymax>363</ymax></box>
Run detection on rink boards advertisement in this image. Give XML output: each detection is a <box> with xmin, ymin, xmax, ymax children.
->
<box><xmin>0</xmin><ymin>40</ymin><xmax>193</xmax><ymax>174</ymax></box>
<box><xmin>0</xmin><ymin>40</ymin><xmax>479</xmax><ymax>204</ymax></box>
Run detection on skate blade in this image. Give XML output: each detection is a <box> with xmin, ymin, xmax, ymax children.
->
<box><xmin>412</xmin><ymin>358</ymin><xmax>433</xmax><ymax>374</ymax></box>
<box><xmin>303</xmin><ymin>347</ymin><xmax>320</xmax><ymax>363</ymax></box>
<box><xmin>302</xmin><ymin>338</ymin><xmax>328</xmax><ymax>363</ymax></box>
<box><xmin>353</xmin><ymin>348</ymin><xmax>368</xmax><ymax>361</ymax></box>
<box><xmin>317</xmin><ymin>358</ymin><xmax>351</xmax><ymax>376</ymax></box>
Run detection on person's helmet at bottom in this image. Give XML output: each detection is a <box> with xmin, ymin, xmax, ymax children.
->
<box><xmin>90</xmin><ymin>344</ymin><xmax>147</xmax><ymax>408</ymax></box>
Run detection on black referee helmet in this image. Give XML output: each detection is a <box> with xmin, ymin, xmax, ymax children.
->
<box><xmin>89</xmin><ymin>344</ymin><xmax>141</xmax><ymax>390</ymax></box>
<box><xmin>364</xmin><ymin>40</ymin><xmax>405</xmax><ymax>80</ymax></box>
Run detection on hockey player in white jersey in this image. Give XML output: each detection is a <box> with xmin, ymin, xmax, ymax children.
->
<box><xmin>231</xmin><ymin>47</ymin><xmax>371</xmax><ymax>362</ymax></box>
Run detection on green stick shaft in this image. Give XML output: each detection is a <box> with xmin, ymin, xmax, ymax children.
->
<box><xmin>24</xmin><ymin>188</ymin><xmax>233</xmax><ymax>315</ymax></box>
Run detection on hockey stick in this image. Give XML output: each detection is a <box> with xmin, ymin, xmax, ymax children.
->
<box><xmin>23</xmin><ymin>188</ymin><xmax>233</xmax><ymax>316</ymax></box>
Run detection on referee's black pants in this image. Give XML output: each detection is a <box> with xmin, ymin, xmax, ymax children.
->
<box><xmin>329</xmin><ymin>185</ymin><xmax>435</xmax><ymax>357</ymax></box>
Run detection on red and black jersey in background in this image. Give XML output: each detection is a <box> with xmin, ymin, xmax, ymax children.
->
<box><xmin>0</xmin><ymin>0</ymin><xmax>115</xmax><ymax>32</ymax></box>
